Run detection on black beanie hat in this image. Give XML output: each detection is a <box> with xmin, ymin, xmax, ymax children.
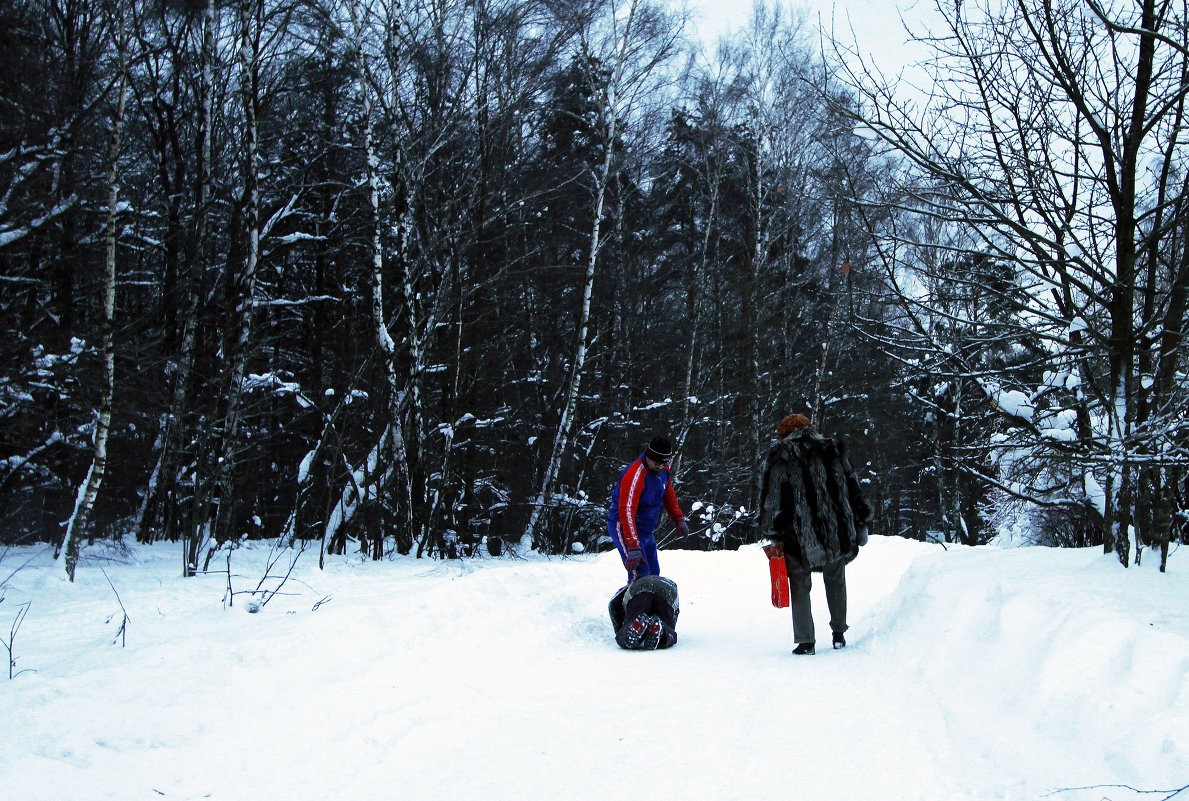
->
<box><xmin>645</xmin><ymin>436</ymin><xmax>673</xmax><ymax>463</ymax></box>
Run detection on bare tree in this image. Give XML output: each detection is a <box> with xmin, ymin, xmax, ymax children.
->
<box><xmin>334</xmin><ymin>0</ymin><xmax>416</xmax><ymax>558</ymax></box>
<box><xmin>520</xmin><ymin>0</ymin><xmax>684</xmax><ymax>551</ymax></box>
<box><xmin>57</xmin><ymin>0</ymin><xmax>131</xmax><ymax>581</ymax></box>
<box><xmin>834</xmin><ymin>0</ymin><xmax>1189</xmax><ymax>568</ymax></box>
<box><xmin>208</xmin><ymin>0</ymin><xmax>265</xmax><ymax>552</ymax></box>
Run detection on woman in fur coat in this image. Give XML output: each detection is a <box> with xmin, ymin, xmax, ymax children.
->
<box><xmin>758</xmin><ymin>413</ymin><xmax>872</xmax><ymax>655</ymax></box>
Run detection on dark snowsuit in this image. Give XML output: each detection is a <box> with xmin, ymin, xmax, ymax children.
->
<box><xmin>608</xmin><ymin>575</ymin><xmax>679</xmax><ymax>650</ymax></box>
<box><xmin>758</xmin><ymin>428</ymin><xmax>872</xmax><ymax>645</ymax></box>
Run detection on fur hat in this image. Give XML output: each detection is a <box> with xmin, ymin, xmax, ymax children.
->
<box><xmin>645</xmin><ymin>436</ymin><xmax>674</xmax><ymax>463</ymax></box>
<box><xmin>777</xmin><ymin>413</ymin><xmax>812</xmax><ymax>439</ymax></box>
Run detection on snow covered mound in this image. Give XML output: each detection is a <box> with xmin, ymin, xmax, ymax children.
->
<box><xmin>0</xmin><ymin>537</ymin><xmax>1184</xmax><ymax>801</ymax></box>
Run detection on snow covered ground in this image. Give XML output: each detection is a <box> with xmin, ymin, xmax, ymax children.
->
<box><xmin>1</xmin><ymin>536</ymin><xmax>1185</xmax><ymax>801</ymax></box>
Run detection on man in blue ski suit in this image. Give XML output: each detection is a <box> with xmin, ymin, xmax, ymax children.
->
<box><xmin>607</xmin><ymin>436</ymin><xmax>690</xmax><ymax>581</ymax></box>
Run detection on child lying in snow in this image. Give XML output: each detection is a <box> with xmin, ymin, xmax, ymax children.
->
<box><xmin>608</xmin><ymin>575</ymin><xmax>679</xmax><ymax>650</ymax></box>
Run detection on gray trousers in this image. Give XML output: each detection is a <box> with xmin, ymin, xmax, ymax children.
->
<box><xmin>789</xmin><ymin>558</ymin><xmax>848</xmax><ymax>645</ymax></box>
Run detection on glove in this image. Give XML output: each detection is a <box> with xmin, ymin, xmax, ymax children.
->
<box><xmin>675</xmin><ymin>517</ymin><xmax>690</xmax><ymax>538</ymax></box>
<box><xmin>625</xmin><ymin>549</ymin><xmax>643</xmax><ymax>580</ymax></box>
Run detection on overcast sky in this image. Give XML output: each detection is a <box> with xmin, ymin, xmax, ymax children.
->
<box><xmin>688</xmin><ymin>0</ymin><xmax>942</xmax><ymax>78</ymax></box>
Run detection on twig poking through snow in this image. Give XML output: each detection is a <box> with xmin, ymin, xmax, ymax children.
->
<box><xmin>100</xmin><ymin>566</ymin><xmax>130</xmax><ymax>647</ymax></box>
<box><xmin>1</xmin><ymin>598</ymin><xmax>32</xmax><ymax>679</ymax></box>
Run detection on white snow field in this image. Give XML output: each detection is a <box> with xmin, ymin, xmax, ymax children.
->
<box><xmin>1</xmin><ymin>536</ymin><xmax>1185</xmax><ymax>801</ymax></box>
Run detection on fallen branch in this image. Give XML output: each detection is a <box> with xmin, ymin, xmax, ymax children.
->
<box><xmin>1044</xmin><ymin>783</ymin><xmax>1189</xmax><ymax>800</ymax></box>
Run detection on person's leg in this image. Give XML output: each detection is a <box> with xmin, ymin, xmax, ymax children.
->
<box><xmin>640</xmin><ymin>535</ymin><xmax>661</xmax><ymax>577</ymax></box>
<box><xmin>823</xmin><ymin>558</ymin><xmax>848</xmax><ymax>636</ymax></box>
<box><xmin>620</xmin><ymin>589</ymin><xmax>676</xmax><ymax>650</ymax></box>
<box><xmin>623</xmin><ymin>591</ymin><xmax>656</xmax><ymax>622</ymax></box>
<box><xmin>657</xmin><ymin>609</ymin><xmax>678</xmax><ymax>648</ymax></box>
<box><xmin>789</xmin><ymin>565</ymin><xmax>815</xmax><ymax>645</ymax></box>
<box><xmin>652</xmin><ymin>598</ymin><xmax>677</xmax><ymax>630</ymax></box>
<box><xmin>641</xmin><ymin>595</ymin><xmax>677</xmax><ymax>649</ymax></box>
<box><xmin>655</xmin><ymin>621</ymin><xmax>678</xmax><ymax>649</ymax></box>
<box><xmin>617</xmin><ymin>591</ymin><xmax>657</xmax><ymax>649</ymax></box>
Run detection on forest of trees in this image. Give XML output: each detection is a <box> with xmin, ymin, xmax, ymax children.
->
<box><xmin>1</xmin><ymin>0</ymin><xmax>1187</xmax><ymax>578</ymax></box>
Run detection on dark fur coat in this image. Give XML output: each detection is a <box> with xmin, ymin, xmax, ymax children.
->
<box><xmin>757</xmin><ymin>428</ymin><xmax>873</xmax><ymax>571</ymax></box>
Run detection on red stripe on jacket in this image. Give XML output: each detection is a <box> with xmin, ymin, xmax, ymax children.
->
<box><xmin>617</xmin><ymin>460</ymin><xmax>648</xmax><ymax>552</ymax></box>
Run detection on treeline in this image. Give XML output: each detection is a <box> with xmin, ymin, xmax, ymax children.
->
<box><xmin>1</xmin><ymin>0</ymin><xmax>1186</xmax><ymax>576</ymax></box>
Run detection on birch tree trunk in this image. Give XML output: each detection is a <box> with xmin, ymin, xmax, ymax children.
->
<box><xmin>136</xmin><ymin>0</ymin><xmax>218</xmax><ymax>576</ymax></box>
<box><xmin>59</xmin><ymin>0</ymin><xmax>130</xmax><ymax>581</ymax></box>
<box><xmin>391</xmin><ymin>150</ymin><xmax>422</xmax><ymax>557</ymax></box>
<box><xmin>349</xmin><ymin>0</ymin><xmax>415</xmax><ymax>557</ymax></box>
<box><xmin>521</xmin><ymin>0</ymin><xmax>680</xmax><ymax>550</ymax></box>
<box><xmin>674</xmin><ymin>176</ymin><xmax>718</xmax><ymax>471</ymax></box>
<box><xmin>519</xmin><ymin>144</ymin><xmax>612</xmax><ymax>551</ymax></box>
<box><xmin>521</xmin><ymin>0</ymin><xmax>639</xmax><ymax>552</ymax></box>
<box><xmin>210</xmin><ymin>0</ymin><xmax>263</xmax><ymax>550</ymax></box>
<box><xmin>741</xmin><ymin>117</ymin><xmax>771</xmax><ymax>506</ymax></box>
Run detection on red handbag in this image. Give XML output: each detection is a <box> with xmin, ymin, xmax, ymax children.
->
<box><xmin>763</xmin><ymin>543</ymin><xmax>790</xmax><ymax>608</ymax></box>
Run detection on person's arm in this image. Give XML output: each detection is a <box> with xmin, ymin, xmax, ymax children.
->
<box><xmin>757</xmin><ymin>452</ymin><xmax>774</xmax><ymax>533</ymax></box>
<box><xmin>841</xmin><ymin>449</ymin><xmax>872</xmax><ymax>543</ymax></box>
<box><xmin>662</xmin><ymin>476</ymin><xmax>683</xmax><ymax>521</ymax></box>
<box><xmin>617</xmin><ymin>461</ymin><xmax>647</xmax><ymax>556</ymax></box>
<box><xmin>758</xmin><ymin>449</ymin><xmax>791</xmax><ymax>537</ymax></box>
<box><xmin>662</xmin><ymin>470</ymin><xmax>689</xmax><ymax>536</ymax></box>
<box><xmin>843</xmin><ymin>460</ymin><xmax>871</xmax><ymax>523</ymax></box>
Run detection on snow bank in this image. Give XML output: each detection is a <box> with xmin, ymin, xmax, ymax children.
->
<box><xmin>0</xmin><ymin>538</ymin><xmax>1184</xmax><ymax>801</ymax></box>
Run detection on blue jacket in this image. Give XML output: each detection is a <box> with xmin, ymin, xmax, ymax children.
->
<box><xmin>607</xmin><ymin>455</ymin><xmax>684</xmax><ymax>552</ymax></box>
